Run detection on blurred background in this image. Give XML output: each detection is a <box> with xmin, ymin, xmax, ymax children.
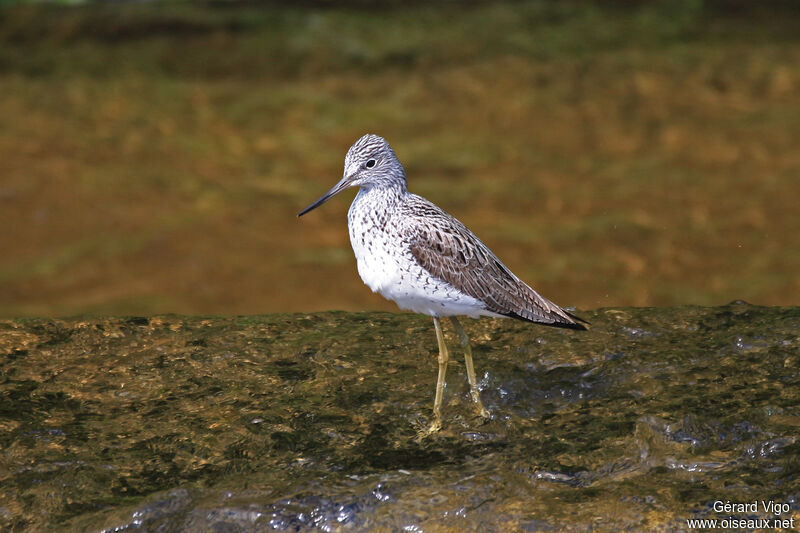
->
<box><xmin>0</xmin><ymin>0</ymin><xmax>798</xmax><ymax>318</ymax></box>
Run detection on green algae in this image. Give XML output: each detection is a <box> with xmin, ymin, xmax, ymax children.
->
<box><xmin>0</xmin><ymin>303</ymin><xmax>798</xmax><ymax>531</ymax></box>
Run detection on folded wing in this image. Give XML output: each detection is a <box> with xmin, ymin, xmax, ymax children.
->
<box><xmin>404</xmin><ymin>197</ymin><xmax>587</xmax><ymax>330</ymax></box>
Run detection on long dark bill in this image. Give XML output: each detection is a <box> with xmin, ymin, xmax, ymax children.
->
<box><xmin>297</xmin><ymin>177</ymin><xmax>351</xmax><ymax>217</ymax></box>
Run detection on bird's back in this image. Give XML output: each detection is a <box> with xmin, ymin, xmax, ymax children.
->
<box><xmin>399</xmin><ymin>193</ymin><xmax>587</xmax><ymax>329</ymax></box>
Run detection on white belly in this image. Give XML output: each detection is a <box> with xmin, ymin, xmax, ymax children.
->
<box><xmin>349</xmin><ymin>224</ymin><xmax>492</xmax><ymax>318</ymax></box>
<box><xmin>347</xmin><ymin>187</ymin><xmax>496</xmax><ymax>318</ymax></box>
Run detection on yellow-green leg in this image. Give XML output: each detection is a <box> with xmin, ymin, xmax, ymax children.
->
<box><xmin>424</xmin><ymin>316</ymin><xmax>449</xmax><ymax>435</ymax></box>
<box><xmin>450</xmin><ymin>316</ymin><xmax>490</xmax><ymax>419</ymax></box>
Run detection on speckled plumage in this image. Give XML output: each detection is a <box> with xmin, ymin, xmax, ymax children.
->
<box><xmin>298</xmin><ymin>134</ymin><xmax>587</xmax><ymax>432</ymax></box>
<box><xmin>302</xmin><ymin>133</ymin><xmax>585</xmax><ymax>329</ymax></box>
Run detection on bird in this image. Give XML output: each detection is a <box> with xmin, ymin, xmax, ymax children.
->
<box><xmin>298</xmin><ymin>134</ymin><xmax>587</xmax><ymax>435</ymax></box>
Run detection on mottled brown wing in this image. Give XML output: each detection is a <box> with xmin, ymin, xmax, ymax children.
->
<box><xmin>404</xmin><ymin>196</ymin><xmax>587</xmax><ymax>329</ymax></box>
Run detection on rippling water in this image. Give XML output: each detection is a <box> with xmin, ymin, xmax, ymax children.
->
<box><xmin>1</xmin><ymin>303</ymin><xmax>798</xmax><ymax>531</ymax></box>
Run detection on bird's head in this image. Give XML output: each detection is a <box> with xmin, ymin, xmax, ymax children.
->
<box><xmin>298</xmin><ymin>134</ymin><xmax>406</xmax><ymax>217</ymax></box>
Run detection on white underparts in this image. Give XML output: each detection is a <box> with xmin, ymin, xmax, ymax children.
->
<box><xmin>347</xmin><ymin>187</ymin><xmax>503</xmax><ymax>319</ymax></box>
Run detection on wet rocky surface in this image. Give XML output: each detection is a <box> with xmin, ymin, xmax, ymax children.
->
<box><xmin>1</xmin><ymin>303</ymin><xmax>799</xmax><ymax>531</ymax></box>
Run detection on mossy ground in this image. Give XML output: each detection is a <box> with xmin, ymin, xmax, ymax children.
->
<box><xmin>1</xmin><ymin>305</ymin><xmax>798</xmax><ymax>531</ymax></box>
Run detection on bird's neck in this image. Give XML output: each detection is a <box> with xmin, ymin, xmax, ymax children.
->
<box><xmin>348</xmin><ymin>183</ymin><xmax>406</xmax><ymax>232</ymax></box>
<box><xmin>353</xmin><ymin>182</ymin><xmax>406</xmax><ymax>212</ymax></box>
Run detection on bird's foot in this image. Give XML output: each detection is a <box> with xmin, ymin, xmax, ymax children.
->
<box><xmin>415</xmin><ymin>418</ymin><xmax>442</xmax><ymax>441</ymax></box>
<box><xmin>469</xmin><ymin>393</ymin><xmax>491</xmax><ymax>421</ymax></box>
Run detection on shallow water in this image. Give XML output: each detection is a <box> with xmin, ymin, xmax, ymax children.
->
<box><xmin>1</xmin><ymin>303</ymin><xmax>798</xmax><ymax>531</ymax></box>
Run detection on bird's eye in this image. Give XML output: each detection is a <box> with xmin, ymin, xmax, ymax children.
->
<box><xmin>365</xmin><ymin>159</ymin><xmax>377</xmax><ymax>169</ymax></box>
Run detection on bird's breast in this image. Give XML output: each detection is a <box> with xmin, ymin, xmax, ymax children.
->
<box><xmin>346</xmin><ymin>193</ymin><xmax>490</xmax><ymax>318</ymax></box>
<box><xmin>347</xmin><ymin>200</ymin><xmax>404</xmax><ymax>294</ymax></box>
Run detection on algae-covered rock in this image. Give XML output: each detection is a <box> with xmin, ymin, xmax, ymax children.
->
<box><xmin>1</xmin><ymin>304</ymin><xmax>798</xmax><ymax>531</ymax></box>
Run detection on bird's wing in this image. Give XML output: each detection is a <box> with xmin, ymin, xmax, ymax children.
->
<box><xmin>403</xmin><ymin>196</ymin><xmax>587</xmax><ymax>329</ymax></box>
